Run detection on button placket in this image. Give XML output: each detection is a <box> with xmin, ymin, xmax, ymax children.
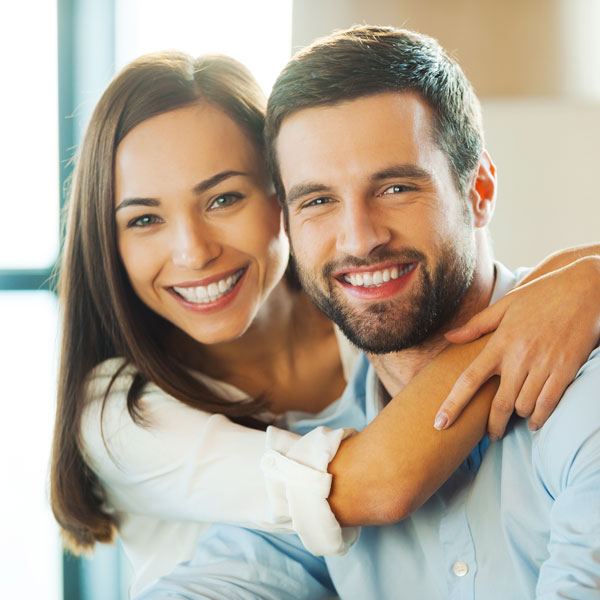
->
<box><xmin>438</xmin><ymin>463</ymin><xmax>478</xmax><ymax>599</ymax></box>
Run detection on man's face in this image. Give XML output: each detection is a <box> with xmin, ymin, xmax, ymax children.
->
<box><xmin>276</xmin><ymin>92</ymin><xmax>477</xmax><ymax>353</ymax></box>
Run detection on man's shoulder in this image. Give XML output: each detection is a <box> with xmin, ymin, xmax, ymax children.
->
<box><xmin>532</xmin><ymin>347</ymin><xmax>600</xmax><ymax>494</ymax></box>
<box><xmin>491</xmin><ymin>262</ymin><xmax>531</xmax><ymax>302</ymax></box>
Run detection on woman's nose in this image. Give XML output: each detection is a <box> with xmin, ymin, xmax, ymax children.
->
<box><xmin>171</xmin><ymin>221</ymin><xmax>221</xmax><ymax>269</ymax></box>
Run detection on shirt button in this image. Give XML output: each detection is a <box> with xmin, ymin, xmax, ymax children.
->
<box><xmin>452</xmin><ymin>561</ymin><xmax>469</xmax><ymax>577</ymax></box>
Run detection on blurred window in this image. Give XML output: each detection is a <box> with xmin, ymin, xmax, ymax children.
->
<box><xmin>0</xmin><ymin>292</ymin><xmax>61</xmax><ymax>599</ymax></box>
<box><xmin>0</xmin><ymin>1</ymin><xmax>61</xmax><ymax>599</ymax></box>
<box><xmin>115</xmin><ymin>0</ymin><xmax>293</xmax><ymax>94</ymax></box>
<box><xmin>0</xmin><ymin>1</ymin><xmax>59</xmax><ymax>269</ymax></box>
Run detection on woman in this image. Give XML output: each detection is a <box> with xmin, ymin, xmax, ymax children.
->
<box><xmin>50</xmin><ymin>51</ymin><xmax>600</xmax><ymax>595</ymax></box>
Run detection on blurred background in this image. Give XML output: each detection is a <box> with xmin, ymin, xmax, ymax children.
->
<box><xmin>1</xmin><ymin>0</ymin><xmax>598</xmax><ymax>598</ymax></box>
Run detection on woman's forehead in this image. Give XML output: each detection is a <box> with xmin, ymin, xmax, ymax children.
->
<box><xmin>115</xmin><ymin>104</ymin><xmax>263</xmax><ymax>199</ymax></box>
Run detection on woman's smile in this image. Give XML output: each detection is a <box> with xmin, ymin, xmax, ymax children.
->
<box><xmin>167</xmin><ymin>266</ymin><xmax>248</xmax><ymax>312</ymax></box>
<box><xmin>171</xmin><ymin>266</ymin><xmax>247</xmax><ymax>304</ymax></box>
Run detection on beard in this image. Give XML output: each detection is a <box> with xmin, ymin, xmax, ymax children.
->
<box><xmin>294</xmin><ymin>243</ymin><xmax>476</xmax><ymax>354</ymax></box>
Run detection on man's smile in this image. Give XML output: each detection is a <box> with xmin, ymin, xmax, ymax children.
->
<box><xmin>333</xmin><ymin>261</ymin><xmax>419</xmax><ymax>301</ymax></box>
<box><xmin>341</xmin><ymin>262</ymin><xmax>418</xmax><ymax>288</ymax></box>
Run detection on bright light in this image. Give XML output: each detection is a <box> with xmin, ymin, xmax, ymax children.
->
<box><xmin>0</xmin><ymin>292</ymin><xmax>61</xmax><ymax>598</ymax></box>
<box><xmin>0</xmin><ymin>1</ymin><xmax>59</xmax><ymax>269</ymax></box>
<box><xmin>115</xmin><ymin>0</ymin><xmax>293</xmax><ymax>96</ymax></box>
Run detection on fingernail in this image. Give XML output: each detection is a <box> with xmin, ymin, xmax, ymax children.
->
<box><xmin>434</xmin><ymin>412</ymin><xmax>448</xmax><ymax>430</ymax></box>
<box><xmin>529</xmin><ymin>422</ymin><xmax>539</xmax><ymax>432</ymax></box>
<box><xmin>488</xmin><ymin>434</ymin><xmax>499</xmax><ymax>442</ymax></box>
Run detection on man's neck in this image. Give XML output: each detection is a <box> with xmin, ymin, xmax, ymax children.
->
<box><xmin>369</xmin><ymin>260</ymin><xmax>496</xmax><ymax>397</ymax></box>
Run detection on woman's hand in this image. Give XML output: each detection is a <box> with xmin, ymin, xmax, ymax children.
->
<box><xmin>434</xmin><ymin>257</ymin><xmax>600</xmax><ymax>440</ymax></box>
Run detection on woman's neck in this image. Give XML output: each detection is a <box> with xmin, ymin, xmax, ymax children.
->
<box><xmin>166</xmin><ymin>280</ymin><xmax>334</xmax><ymax>394</ymax></box>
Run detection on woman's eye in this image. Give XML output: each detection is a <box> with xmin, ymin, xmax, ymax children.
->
<box><xmin>208</xmin><ymin>193</ymin><xmax>243</xmax><ymax>210</ymax></box>
<box><xmin>128</xmin><ymin>214</ymin><xmax>162</xmax><ymax>228</ymax></box>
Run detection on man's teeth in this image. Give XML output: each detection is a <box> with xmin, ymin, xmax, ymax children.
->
<box><xmin>173</xmin><ymin>270</ymin><xmax>243</xmax><ymax>303</ymax></box>
<box><xmin>343</xmin><ymin>263</ymin><xmax>416</xmax><ymax>287</ymax></box>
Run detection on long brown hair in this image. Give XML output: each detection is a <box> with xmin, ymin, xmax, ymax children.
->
<box><xmin>51</xmin><ymin>52</ymin><xmax>274</xmax><ymax>552</ymax></box>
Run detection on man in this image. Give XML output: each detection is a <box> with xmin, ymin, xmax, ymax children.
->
<box><xmin>140</xmin><ymin>26</ymin><xmax>600</xmax><ymax>599</ymax></box>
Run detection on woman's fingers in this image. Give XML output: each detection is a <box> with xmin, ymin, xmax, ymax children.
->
<box><xmin>444</xmin><ymin>298</ymin><xmax>508</xmax><ymax>344</ymax></box>
<box><xmin>513</xmin><ymin>369</ymin><xmax>548</xmax><ymax>419</ymax></box>
<box><xmin>528</xmin><ymin>375</ymin><xmax>562</xmax><ymax>431</ymax></box>
<box><xmin>436</xmin><ymin>257</ymin><xmax>600</xmax><ymax>439</ymax></box>
<box><xmin>434</xmin><ymin>348</ymin><xmax>497</xmax><ymax>430</ymax></box>
<box><xmin>486</xmin><ymin>365</ymin><xmax>527</xmax><ymax>441</ymax></box>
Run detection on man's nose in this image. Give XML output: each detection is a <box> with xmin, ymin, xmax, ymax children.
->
<box><xmin>335</xmin><ymin>199</ymin><xmax>391</xmax><ymax>258</ymax></box>
<box><xmin>171</xmin><ymin>220</ymin><xmax>221</xmax><ymax>269</ymax></box>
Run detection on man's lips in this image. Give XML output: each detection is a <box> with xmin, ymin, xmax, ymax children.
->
<box><xmin>338</xmin><ymin>262</ymin><xmax>418</xmax><ymax>288</ymax></box>
<box><xmin>335</xmin><ymin>261</ymin><xmax>418</xmax><ymax>300</ymax></box>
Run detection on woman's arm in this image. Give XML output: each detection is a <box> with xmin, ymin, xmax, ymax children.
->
<box><xmin>82</xmin><ymin>359</ymin><xmax>358</xmax><ymax>556</ymax></box>
<box><xmin>327</xmin><ymin>246</ymin><xmax>600</xmax><ymax>527</ymax></box>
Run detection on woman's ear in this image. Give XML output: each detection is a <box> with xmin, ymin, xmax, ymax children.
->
<box><xmin>468</xmin><ymin>149</ymin><xmax>497</xmax><ymax>228</ymax></box>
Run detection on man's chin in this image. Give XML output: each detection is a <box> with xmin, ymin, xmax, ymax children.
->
<box><xmin>319</xmin><ymin>298</ymin><xmax>435</xmax><ymax>354</ymax></box>
<box><xmin>336</xmin><ymin>314</ymin><xmax>434</xmax><ymax>354</ymax></box>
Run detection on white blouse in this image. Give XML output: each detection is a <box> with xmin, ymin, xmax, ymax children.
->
<box><xmin>80</xmin><ymin>333</ymin><xmax>359</xmax><ymax>597</ymax></box>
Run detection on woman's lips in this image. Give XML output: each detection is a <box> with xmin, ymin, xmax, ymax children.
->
<box><xmin>168</xmin><ymin>267</ymin><xmax>248</xmax><ymax>311</ymax></box>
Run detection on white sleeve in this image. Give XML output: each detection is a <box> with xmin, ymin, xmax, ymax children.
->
<box><xmin>80</xmin><ymin>359</ymin><xmax>358</xmax><ymax>556</ymax></box>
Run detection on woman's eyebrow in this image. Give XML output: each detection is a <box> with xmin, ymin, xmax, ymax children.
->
<box><xmin>115</xmin><ymin>170</ymin><xmax>250</xmax><ymax>213</ymax></box>
<box><xmin>115</xmin><ymin>197</ymin><xmax>160</xmax><ymax>213</ymax></box>
<box><xmin>192</xmin><ymin>170</ymin><xmax>248</xmax><ymax>194</ymax></box>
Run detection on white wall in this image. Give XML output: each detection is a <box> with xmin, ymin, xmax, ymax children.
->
<box><xmin>483</xmin><ymin>99</ymin><xmax>600</xmax><ymax>269</ymax></box>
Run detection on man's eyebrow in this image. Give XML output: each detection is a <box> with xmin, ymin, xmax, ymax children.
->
<box><xmin>285</xmin><ymin>183</ymin><xmax>331</xmax><ymax>206</ymax></box>
<box><xmin>115</xmin><ymin>197</ymin><xmax>160</xmax><ymax>213</ymax></box>
<box><xmin>192</xmin><ymin>170</ymin><xmax>248</xmax><ymax>194</ymax></box>
<box><xmin>371</xmin><ymin>165</ymin><xmax>432</xmax><ymax>182</ymax></box>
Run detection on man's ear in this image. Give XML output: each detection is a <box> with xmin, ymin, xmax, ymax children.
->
<box><xmin>468</xmin><ymin>149</ymin><xmax>496</xmax><ymax>228</ymax></box>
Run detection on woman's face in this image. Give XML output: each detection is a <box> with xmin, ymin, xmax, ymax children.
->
<box><xmin>114</xmin><ymin>103</ymin><xmax>289</xmax><ymax>345</ymax></box>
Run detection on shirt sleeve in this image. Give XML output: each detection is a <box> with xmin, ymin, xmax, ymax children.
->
<box><xmin>80</xmin><ymin>359</ymin><xmax>358</xmax><ymax>555</ymax></box>
<box><xmin>135</xmin><ymin>524</ymin><xmax>335</xmax><ymax>600</ymax></box>
<box><xmin>533</xmin><ymin>349</ymin><xmax>600</xmax><ymax>598</ymax></box>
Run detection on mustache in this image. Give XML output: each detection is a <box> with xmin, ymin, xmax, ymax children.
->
<box><xmin>322</xmin><ymin>248</ymin><xmax>427</xmax><ymax>277</ymax></box>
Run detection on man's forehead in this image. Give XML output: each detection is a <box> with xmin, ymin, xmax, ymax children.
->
<box><xmin>275</xmin><ymin>92</ymin><xmax>437</xmax><ymax>191</ymax></box>
<box><xmin>277</xmin><ymin>90</ymin><xmax>430</xmax><ymax>139</ymax></box>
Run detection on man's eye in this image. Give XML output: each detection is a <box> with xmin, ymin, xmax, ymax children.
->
<box><xmin>128</xmin><ymin>214</ymin><xmax>162</xmax><ymax>228</ymax></box>
<box><xmin>303</xmin><ymin>197</ymin><xmax>332</xmax><ymax>209</ymax></box>
<box><xmin>208</xmin><ymin>193</ymin><xmax>243</xmax><ymax>210</ymax></box>
<box><xmin>381</xmin><ymin>184</ymin><xmax>414</xmax><ymax>195</ymax></box>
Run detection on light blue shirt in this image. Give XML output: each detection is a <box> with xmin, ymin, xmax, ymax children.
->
<box><xmin>138</xmin><ymin>265</ymin><xmax>600</xmax><ymax>599</ymax></box>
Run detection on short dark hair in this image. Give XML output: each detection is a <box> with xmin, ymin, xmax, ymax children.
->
<box><xmin>266</xmin><ymin>25</ymin><xmax>483</xmax><ymax>202</ymax></box>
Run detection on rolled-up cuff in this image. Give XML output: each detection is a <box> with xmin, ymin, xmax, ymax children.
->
<box><xmin>261</xmin><ymin>425</ymin><xmax>360</xmax><ymax>556</ymax></box>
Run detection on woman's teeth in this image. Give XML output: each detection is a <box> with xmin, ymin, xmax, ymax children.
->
<box><xmin>343</xmin><ymin>263</ymin><xmax>416</xmax><ymax>287</ymax></box>
<box><xmin>173</xmin><ymin>270</ymin><xmax>243</xmax><ymax>303</ymax></box>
